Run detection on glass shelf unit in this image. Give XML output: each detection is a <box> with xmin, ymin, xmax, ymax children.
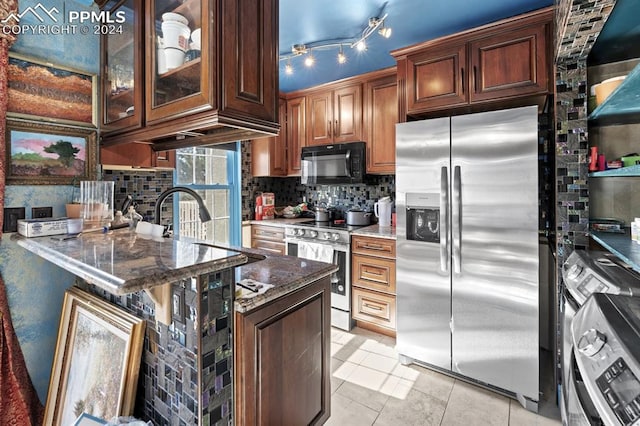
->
<box><xmin>592</xmin><ymin>230</ymin><xmax>640</xmax><ymax>274</ymax></box>
<box><xmin>588</xmin><ymin>61</ymin><xmax>640</xmax><ymax>126</ymax></box>
<box><xmin>589</xmin><ymin>164</ymin><xmax>640</xmax><ymax>177</ymax></box>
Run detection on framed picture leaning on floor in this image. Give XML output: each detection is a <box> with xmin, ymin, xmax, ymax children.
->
<box><xmin>44</xmin><ymin>287</ymin><xmax>145</xmax><ymax>426</ymax></box>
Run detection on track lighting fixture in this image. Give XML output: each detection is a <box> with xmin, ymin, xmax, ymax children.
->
<box><xmin>279</xmin><ymin>13</ymin><xmax>391</xmax><ymax>74</ymax></box>
<box><xmin>337</xmin><ymin>46</ymin><xmax>347</xmax><ymax>64</ymax></box>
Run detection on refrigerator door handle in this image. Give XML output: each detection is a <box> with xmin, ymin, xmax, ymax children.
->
<box><xmin>440</xmin><ymin>166</ymin><xmax>450</xmax><ymax>273</ymax></box>
<box><xmin>452</xmin><ymin>165</ymin><xmax>462</xmax><ymax>274</ymax></box>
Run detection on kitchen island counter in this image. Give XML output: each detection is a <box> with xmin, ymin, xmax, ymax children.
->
<box><xmin>13</xmin><ymin>228</ymin><xmax>247</xmax><ymax>295</ymax></box>
<box><xmin>13</xmin><ymin>228</ymin><xmax>338</xmax><ymax>313</ymax></box>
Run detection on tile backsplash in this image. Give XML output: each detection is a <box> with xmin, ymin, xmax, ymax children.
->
<box><xmin>103</xmin><ymin>169</ymin><xmax>174</xmax><ymax>222</ymax></box>
<box><xmin>109</xmin><ymin>143</ymin><xmax>396</xmax><ymax>223</ymax></box>
<box><xmin>241</xmin><ymin>141</ymin><xmax>396</xmax><ymax>220</ymax></box>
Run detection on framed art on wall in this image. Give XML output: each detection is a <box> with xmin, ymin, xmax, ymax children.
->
<box><xmin>7</xmin><ymin>52</ymin><xmax>97</xmax><ymax>127</ymax></box>
<box><xmin>5</xmin><ymin>119</ymin><xmax>97</xmax><ymax>185</ymax></box>
<box><xmin>43</xmin><ymin>287</ymin><xmax>146</xmax><ymax>426</ymax></box>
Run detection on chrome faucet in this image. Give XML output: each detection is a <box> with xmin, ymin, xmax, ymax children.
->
<box><xmin>154</xmin><ymin>187</ymin><xmax>212</xmax><ymax>225</ymax></box>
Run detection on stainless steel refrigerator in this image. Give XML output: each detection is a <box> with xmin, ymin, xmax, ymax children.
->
<box><xmin>396</xmin><ymin>105</ymin><xmax>539</xmax><ymax>408</ymax></box>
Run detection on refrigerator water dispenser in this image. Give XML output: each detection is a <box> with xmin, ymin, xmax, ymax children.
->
<box><xmin>406</xmin><ymin>193</ymin><xmax>440</xmax><ymax>243</ymax></box>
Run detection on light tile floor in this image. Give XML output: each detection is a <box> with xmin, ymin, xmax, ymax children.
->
<box><xmin>327</xmin><ymin>327</ymin><xmax>561</xmax><ymax>426</ymax></box>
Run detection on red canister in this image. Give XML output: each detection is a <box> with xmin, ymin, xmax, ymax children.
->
<box><xmin>255</xmin><ymin>194</ymin><xmax>263</xmax><ymax>220</ymax></box>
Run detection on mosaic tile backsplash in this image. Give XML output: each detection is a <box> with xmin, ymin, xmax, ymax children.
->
<box><xmin>82</xmin><ymin>268</ymin><xmax>234</xmax><ymax>426</ymax></box>
<box><xmin>241</xmin><ymin>142</ymin><xmax>396</xmax><ymax>221</ymax></box>
<box><xmin>554</xmin><ymin>0</ymin><xmax>617</xmax><ymax>264</ymax></box>
<box><xmin>102</xmin><ymin>169</ymin><xmax>174</xmax><ymax>222</ymax></box>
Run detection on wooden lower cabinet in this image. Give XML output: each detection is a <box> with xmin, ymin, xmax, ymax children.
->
<box><xmin>251</xmin><ymin>224</ymin><xmax>286</xmax><ymax>254</ymax></box>
<box><xmin>352</xmin><ymin>287</ymin><xmax>397</xmax><ymax>331</ymax></box>
<box><xmin>351</xmin><ymin>235</ymin><xmax>397</xmax><ymax>337</ymax></box>
<box><xmin>234</xmin><ymin>276</ymin><xmax>331</xmax><ymax>425</ymax></box>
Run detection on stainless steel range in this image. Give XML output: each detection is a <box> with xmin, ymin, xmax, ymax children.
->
<box><xmin>285</xmin><ymin>220</ymin><xmax>364</xmax><ymax>330</ymax></box>
<box><xmin>561</xmin><ymin>250</ymin><xmax>640</xmax><ymax>425</ymax></box>
<box><xmin>571</xmin><ymin>293</ymin><xmax>640</xmax><ymax>426</ymax></box>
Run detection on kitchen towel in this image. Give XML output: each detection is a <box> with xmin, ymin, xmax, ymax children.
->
<box><xmin>297</xmin><ymin>241</ymin><xmax>334</xmax><ymax>264</ymax></box>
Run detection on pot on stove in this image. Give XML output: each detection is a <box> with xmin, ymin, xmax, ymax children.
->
<box><xmin>314</xmin><ymin>206</ymin><xmax>335</xmax><ymax>222</ymax></box>
<box><xmin>346</xmin><ymin>208</ymin><xmax>371</xmax><ymax>226</ymax></box>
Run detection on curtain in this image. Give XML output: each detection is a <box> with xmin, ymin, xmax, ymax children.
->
<box><xmin>0</xmin><ymin>1</ymin><xmax>45</xmax><ymax>424</ymax></box>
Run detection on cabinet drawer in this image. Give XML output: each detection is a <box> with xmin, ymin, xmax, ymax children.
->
<box><xmin>352</xmin><ymin>288</ymin><xmax>396</xmax><ymax>330</ymax></box>
<box><xmin>352</xmin><ymin>254</ymin><xmax>396</xmax><ymax>294</ymax></box>
<box><xmin>251</xmin><ymin>239</ymin><xmax>285</xmax><ymax>255</ymax></box>
<box><xmin>251</xmin><ymin>225</ymin><xmax>285</xmax><ymax>242</ymax></box>
<box><xmin>351</xmin><ymin>235</ymin><xmax>396</xmax><ymax>259</ymax></box>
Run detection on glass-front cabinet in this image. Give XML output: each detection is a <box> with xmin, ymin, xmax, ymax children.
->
<box><xmin>146</xmin><ymin>0</ymin><xmax>208</xmax><ymax>123</ymax></box>
<box><xmin>100</xmin><ymin>0</ymin><xmax>279</xmax><ymax>148</ymax></box>
<box><xmin>101</xmin><ymin>0</ymin><xmax>143</xmax><ymax>133</ymax></box>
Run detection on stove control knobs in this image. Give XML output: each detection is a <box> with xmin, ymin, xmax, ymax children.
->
<box><xmin>323</xmin><ymin>232</ymin><xmax>331</xmax><ymax>240</ymax></box>
<box><xmin>295</xmin><ymin>229</ymin><xmax>305</xmax><ymax>237</ymax></box>
<box><xmin>309</xmin><ymin>230</ymin><xmax>318</xmax><ymax>238</ymax></box>
<box><xmin>331</xmin><ymin>233</ymin><xmax>340</xmax><ymax>241</ymax></box>
<box><xmin>566</xmin><ymin>264</ymin><xmax>584</xmax><ymax>281</ymax></box>
<box><xmin>577</xmin><ymin>328</ymin><xmax>607</xmax><ymax>357</ymax></box>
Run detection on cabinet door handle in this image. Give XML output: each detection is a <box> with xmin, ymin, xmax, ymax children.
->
<box><xmin>473</xmin><ymin>65</ymin><xmax>478</xmax><ymax>92</ymax></box>
<box><xmin>362</xmin><ymin>244</ymin><xmax>385</xmax><ymax>251</ymax></box>
<box><xmin>461</xmin><ymin>67</ymin><xmax>465</xmax><ymax>94</ymax></box>
<box><xmin>334</xmin><ymin>119</ymin><xmax>338</xmax><ymax>137</ymax></box>
<box><xmin>363</xmin><ymin>302</ymin><xmax>384</xmax><ymax>311</ymax></box>
<box><xmin>327</xmin><ymin>120</ymin><xmax>331</xmax><ymax>138</ymax></box>
<box><xmin>363</xmin><ymin>268</ymin><xmax>383</xmax><ymax>276</ymax></box>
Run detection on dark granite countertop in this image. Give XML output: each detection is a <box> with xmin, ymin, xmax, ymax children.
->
<box><xmin>14</xmin><ymin>228</ymin><xmax>338</xmax><ymax>314</ymax></box>
<box><xmin>13</xmin><ymin>228</ymin><xmax>248</xmax><ymax>295</ymax></box>
<box><xmin>233</xmin><ymin>245</ymin><xmax>338</xmax><ymax>313</ymax></box>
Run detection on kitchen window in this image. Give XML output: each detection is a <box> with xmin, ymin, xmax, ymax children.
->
<box><xmin>173</xmin><ymin>144</ymin><xmax>241</xmax><ymax>246</ymax></box>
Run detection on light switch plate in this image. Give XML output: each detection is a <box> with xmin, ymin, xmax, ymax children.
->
<box><xmin>32</xmin><ymin>206</ymin><xmax>53</xmax><ymax>218</ymax></box>
<box><xmin>3</xmin><ymin>207</ymin><xmax>25</xmax><ymax>233</ymax></box>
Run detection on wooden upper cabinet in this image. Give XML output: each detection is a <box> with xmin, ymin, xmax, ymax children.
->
<box><xmin>333</xmin><ymin>85</ymin><xmax>362</xmax><ymax>142</ymax></box>
<box><xmin>100</xmin><ymin>143</ymin><xmax>153</xmax><ymax>168</ymax></box>
<box><xmin>152</xmin><ymin>150</ymin><xmax>176</xmax><ymax>168</ymax></box>
<box><xmin>307</xmin><ymin>91</ymin><xmax>332</xmax><ymax>145</ymax></box>
<box><xmin>469</xmin><ymin>22</ymin><xmax>548</xmax><ymax>103</ymax></box>
<box><xmin>307</xmin><ymin>83</ymin><xmax>362</xmax><ymax>146</ymax></box>
<box><xmin>101</xmin><ymin>144</ymin><xmax>176</xmax><ymax>169</ymax></box>
<box><xmin>405</xmin><ymin>42</ymin><xmax>467</xmax><ymax>113</ymax></box>
<box><xmin>364</xmin><ymin>70</ymin><xmax>398</xmax><ymax>174</ymax></box>
<box><xmin>101</xmin><ymin>0</ymin><xmax>143</xmax><ymax>134</ymax></box>
<box><xmin>101</xmin><ymin>0</ymin><xmax>279</xmax><ymax>149</ymax></box>
<box><xmin>286</xmin><ymin>96</ymin><xmax>306</xmax><ymax>175</ymax></box>
<box><xmin>392</xmin><ymin>6</ymin><xmax>552</xmax><ymax>117</ymax></box>
<box><xmin>251</xmin><ymin>97</ymin><xmax>287</xmax><ymax>177</ymax></box>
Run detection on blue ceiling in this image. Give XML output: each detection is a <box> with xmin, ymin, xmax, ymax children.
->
<box><xmin>279</xmin><ymin>0</ymin><xmax>553</xmax><ymax>93</ymax></box>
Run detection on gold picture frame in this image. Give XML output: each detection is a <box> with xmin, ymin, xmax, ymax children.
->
<box><xmin>5</xmin><ymin>119</ymin><xmax>97</xmax><ymax>185</ymax></box>
<box><xmin>8</xmin><ymin>52</ymin><xmax>98</xmax><ymax>127</ymax></box>
<box><xmin>44</xmin><ymin>287</ymin><xmax>145</xmax><ymax>426</ymax></box>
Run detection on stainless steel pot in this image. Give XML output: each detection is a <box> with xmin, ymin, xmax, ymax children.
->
<box><xmin>314</xmin><ymin>207</ymin><xmax>332</xmax><ymax>222</ymax></box>
<box><xmin>346</xmin><ymin>209</ymin><xmax>372</xmax><ymax>226</ymax></box>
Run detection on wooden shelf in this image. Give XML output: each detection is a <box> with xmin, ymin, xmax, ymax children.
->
<box><xmin>158</xmin><ymin>57</ymin><xmax>200</xmax><ymax>81</ymax></box>
<box><xmin>588</xmin><ymin>61</ymin><xmax>640</xmax><ymax>126</ymax></box>
<box><xmin>591</xmin><ymin>229</ymin><xmax>640</xmax><ymax>274</ymax></box>
<box><xmin>589</xmin><ymin>164</ymin><xmax>640</xmax><ymax>177</ymax></box>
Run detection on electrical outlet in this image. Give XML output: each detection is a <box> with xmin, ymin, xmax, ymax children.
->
<box><xmin>32</xmin><ymin>206</ymin><xmax>53</xmax><ymax>219</ymax></box>
<box><xmin>3</xmin><ymin>207</ymin><xmax>25</xmax><ymax>233</ymax></box>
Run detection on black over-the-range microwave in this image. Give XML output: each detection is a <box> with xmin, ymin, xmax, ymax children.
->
<box><xmin>301</xmin><ymin>142</ymin><xmax>367</xmax><ymax>185</ymax></box>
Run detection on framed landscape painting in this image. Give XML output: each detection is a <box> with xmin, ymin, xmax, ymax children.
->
<box><xmin>7</xmin><ymin>52</ymin><xmax>97</xmax><ymax>127</ymax></box>
<box><xmin>5</xmin><ymin>119</ymin><xmax>97</xmax><ymax>185</ymax></box>
<box><xmin>43</xmin><ymin>287</ymin><xmax>145</xmax><ymax>426</ymax></box>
